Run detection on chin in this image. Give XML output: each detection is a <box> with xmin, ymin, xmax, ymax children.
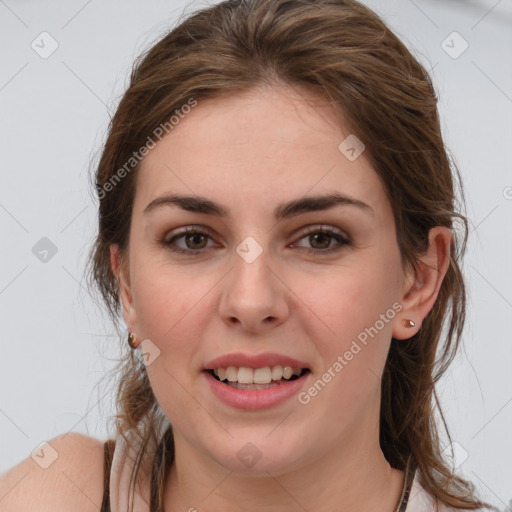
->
<box><xmin>205</xmin><ymin>435</ymin><xmax>310</xmax><ymax>477</ymax></box>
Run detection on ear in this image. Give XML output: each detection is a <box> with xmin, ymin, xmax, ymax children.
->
<box><xmin>393</xmin><ymin>226</ymin><xmax>452</xmax><ymax>340</ymax></box>
<box><xmin>110</xmin><ymin>244</ymin><xmax>137</xmax><ymax>331</ymax></box>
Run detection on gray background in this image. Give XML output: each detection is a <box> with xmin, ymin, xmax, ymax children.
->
<box><xmin>0</xmin><ymin>0</ymin><xmax>511</xmax><ymax>509</ymax></box>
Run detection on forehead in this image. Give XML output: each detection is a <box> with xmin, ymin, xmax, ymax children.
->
<box><xmin>133</xmin><ymin>84</ymin><xmax>390</xmax><ymax>222</ymax></box>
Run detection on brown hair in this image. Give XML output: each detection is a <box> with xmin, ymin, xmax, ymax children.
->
<box><xmin>86</xmin><ymin>0</ymin><xmax>492</xmax><ymax>510</ymax></box>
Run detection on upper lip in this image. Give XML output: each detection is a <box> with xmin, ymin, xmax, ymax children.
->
<box><xmin>204</xmin><ymin>352</ymin><xmax>310</xmax><ymax>370</ymax></box>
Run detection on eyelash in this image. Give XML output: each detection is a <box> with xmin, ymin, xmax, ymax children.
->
<box><xmin>161</xmin><ymin>225</ymin><xmax>352</xmax><ymax>256</ymax></box>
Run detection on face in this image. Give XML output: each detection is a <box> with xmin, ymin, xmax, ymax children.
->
<box><xmin>112</xmin><ymin>83</ymin><xmax>418</xmax><ymax>476</ymax></box>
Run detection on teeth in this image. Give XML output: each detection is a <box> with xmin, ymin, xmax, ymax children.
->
<box><xmin>253</xmin><ymin>367</ymin><xmax>272</xmax><ymax>384</ymax></box>
<box><xmin>226</xmin><ymin>366</ymin><xmax>238</xmax><ymax>382</ymax></box>
<box><xmin>271</xmin><ymin>365</ymin><xmax>283</xmax><ymax>380</ymax></box>
<box><xmin>210</xmin><ymin>365</ymin><xmax>306</xmax><ymax>384</ymax></box>
<box><xmin>238</xmin><ymin>367</ymin><xmax>253</xmax><ymax>384</ymax></box>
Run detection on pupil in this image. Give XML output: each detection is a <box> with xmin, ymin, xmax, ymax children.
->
<box><xmin>311</xmin><ymin>233</ymin><xmax>329</xmax><ymax>249</ymax></box>
<box><xmin>187</xmin><ymin>233</ymin><xmax>206</xmax><ymax>249</ymax></box>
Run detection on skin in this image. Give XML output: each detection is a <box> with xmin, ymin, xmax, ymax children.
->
<box><xmin>110</xmin><ymin>83</ymin><xmax>451</xmax><ymax>512</ymax></box>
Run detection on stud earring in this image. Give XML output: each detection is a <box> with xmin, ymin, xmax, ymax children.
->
<box><xmin>127</xmin><ymin>331</ymin><xmax>140</xmax><ymax>349</ymax></box>
<box><xmin>403</xmin><ymin>319</ymin><xmax>416</xmax><ymax>328</ymax></box>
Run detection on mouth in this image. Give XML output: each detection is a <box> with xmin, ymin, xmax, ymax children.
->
<box><xmin>204</xmin><ymin>366</ymin><xmax>311</xmax><ymax>390</ymax></box>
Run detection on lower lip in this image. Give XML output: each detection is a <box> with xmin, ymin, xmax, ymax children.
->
<box><xmin>203</xmin><ymin>370</ymin><xmax>310</xmax><ymax>411</ymax></box>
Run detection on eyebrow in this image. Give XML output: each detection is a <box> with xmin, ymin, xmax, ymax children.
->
<box><xmin>143</xmin><ymin>192</ymin><xmax>374</xmax><ymax>220</ymax></box>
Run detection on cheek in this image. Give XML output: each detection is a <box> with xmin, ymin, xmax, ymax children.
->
<box><xmin>129</xmin><ymin>257</ymin><xmax>228</xmax><ymax>373</ymax></box>
<box><xmin>296</xmin><ymin>277</ymin><xmax>396</xmax><ymax>428</ymax></box>
<box><xmin>295</xmin><ymin>261</ymin><xmax>395</xmax><ymax>344</ymax></box>
<box><xmin>129</xmin><ymin>263</ymin><xmax>214</xmax><ymax>418</ymax></box>
<box><xmin>294</xmin><ymin>251</ymin><xmax>400</xmax><ymax>391</ymax></box>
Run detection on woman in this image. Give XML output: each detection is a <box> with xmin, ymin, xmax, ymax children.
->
<box><xmin>0</xmin><ymin>0</ymin><xmax>499</xmax><ymax>510</ymax></box>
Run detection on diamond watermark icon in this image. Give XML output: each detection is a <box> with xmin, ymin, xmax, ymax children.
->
<box><xmin>31</xmin><ymin>31</ymin><xmax>59</xmax><ymax>59</ymax></box>
<box><xmin>338</xmin><ymin>134</ymin><xmax>365</xmax><ymax>161</ymax></box>
<box><xmin>441</xmin><ymin>31</ymin><xmax>469</xmax><ymax>59</ymax></box>
<box><xmin>135</xmin><ymin>338</ymin><xmax>161</xmax><ymax>366</ymax></box>
<box><xmin>237</xmin><ymin>442</ymin><xmax>263</xmax><ymax>468</ymax></box>
<box><xmin>32</xmin><ymin>237</ymin><xmax>58</xmax><ymax>263</ymax></box>
<box><xmin>441</xmin><ymin>441</ymin><xmax>469</xmax><ymax>469</ymax></box>
<box><xmin>31</xmin><ymin>441</ymin><xmax>59</xmax><ymax>469</ymax></box>
<box><xmin>236</xmin><ymin>236</ymin><xmax>263</xmax><ymax>264</ymax></box>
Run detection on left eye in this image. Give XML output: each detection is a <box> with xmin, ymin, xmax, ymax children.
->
<box><xmin>292</xmin><ymin>226</ymin><xmax>351</xmax><ymax>252</ymax></box>
<box><xmin>162</xmin><ymin>226</ymin><xmax>351</xmax><ymax>255</ymax></box>
<box><xmin>163</xmin><ymin>227</ymin><xmax>215</xmax><ymax>254</ymax></box>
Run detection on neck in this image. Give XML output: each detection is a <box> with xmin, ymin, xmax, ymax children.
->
<box><xmin>163</xmin><ymin>431</ymin><xmax>405</xmax><ymax>512</ymax></box>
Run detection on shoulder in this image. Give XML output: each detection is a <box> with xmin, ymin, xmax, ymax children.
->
<box><xmin>0</xmin><ymin>432</ymin><xmax>105</xmax><ymax>512</ymax></box>
<box><xmin>438</xmin><ymin>502</ymin><xmax>500</xmax><ymax>512</ymax></box>
<box><xmin>407</xmin><ymin>470</ymin><xmax>500</xmax><ymax>512</ymax></box>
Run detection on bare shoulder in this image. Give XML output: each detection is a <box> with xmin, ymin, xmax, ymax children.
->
<box><xmin>0</xmin><ymin>432</ymin><xmax>105</xmax><ymax>512</ymax></box>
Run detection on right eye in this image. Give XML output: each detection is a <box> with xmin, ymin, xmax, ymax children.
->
<box><xmin>162</xmin><ymin>226</ymin><xmax>217</xmax><ymax>255</ymax></box>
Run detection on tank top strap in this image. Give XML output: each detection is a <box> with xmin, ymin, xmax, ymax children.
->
<box><xmin>107</xmin><ymin>430</ymin><xmax>154</xmax><ymax>512</ymax></box>
<box><xmin>101</xmin><ymin>440</ymin><xmax>116</xmax><ymax>512</ymax></box>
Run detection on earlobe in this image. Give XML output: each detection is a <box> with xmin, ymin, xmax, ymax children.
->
<box><xmin>393</xmin><ymin>226</ymin><xmax>452</xmax><ymax>340</ymax></box>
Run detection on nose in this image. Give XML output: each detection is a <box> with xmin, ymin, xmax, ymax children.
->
<box><xmin>218</xmin><ymin>245</ymin><xmax>289</xmax><ymax>334</ymax></box>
